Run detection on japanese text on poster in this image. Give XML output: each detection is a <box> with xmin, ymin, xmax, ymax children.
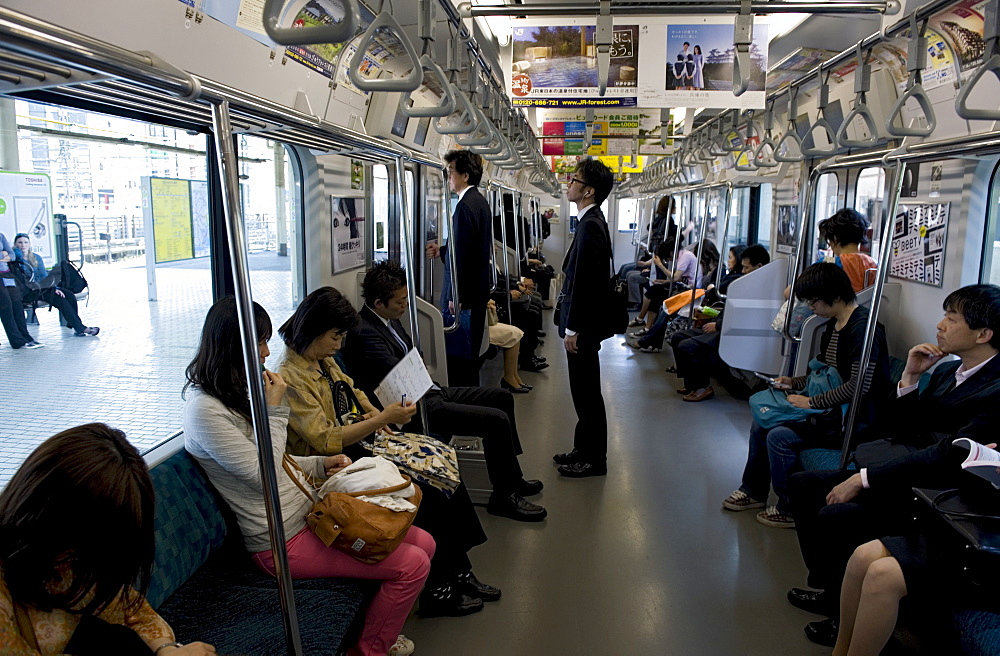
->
<box><xmin>890</xmin><ymin>203</ymin><xmax>950</xmax><ymax>287</ymax></box>
<box><xmin>331</xmin><ymin>196</ymin><xmax>365</xmax><ymax>272</ymax></box>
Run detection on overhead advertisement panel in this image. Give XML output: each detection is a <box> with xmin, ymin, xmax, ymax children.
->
<box><xmin>510</xmin><ymin>22</ymin><xmax>640</xmax><ymax>107</ymax></box>
<box><xmin>637</xmin><ymin>20</ymin><xmax>769</xmax><ymax>109</ymax></box>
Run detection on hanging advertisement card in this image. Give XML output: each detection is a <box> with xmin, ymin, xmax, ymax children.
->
<box><xmin>351</xmin><ymin>159</ymin><xmax>364</xmax><ymax>190</ymax></box>
<box><xmin>331</xmin><ymin>196</ymin><xmax>365</xmax><ymax>272</ymax></box>
<box><xmin>890</xmin><ymin>203</ymin><xmax>949</xmax><ymax>287</ymax></box>
<box><xmin>510</xmin><ymin>23</ymin><xmax>640</xmax><ymax>107</ymax></box>
<box><xmin>637</xmin><ymin>21</ymin><xmax>768</xmax><ymax>108</ymax></box>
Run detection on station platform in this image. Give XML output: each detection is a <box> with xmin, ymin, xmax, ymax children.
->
<box><xmin>1</xmin><ymin>251</ymin><xmax>294</xmax><ymax>487</ymax></box>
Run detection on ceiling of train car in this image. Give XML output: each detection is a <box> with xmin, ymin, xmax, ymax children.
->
<box><xmin>387</xmin><ymin>1</ymin><xmax>891</xmax><ymax>139</ymax></box>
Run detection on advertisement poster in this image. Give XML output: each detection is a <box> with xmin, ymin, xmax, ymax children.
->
<box><xmin>351</xmin><ymin>159</ymin><xmax>364</xmax><ymax>190</ymax></box>
<box><xmin>928</xmin><ymin>0</ymin><xmax>987</xmax><ymax>80</ymax></box>
<box><xmin>150</xmin><ymin>178</ymin><xmax>195</xmax><ymax>264</ymax></box>
<box><xmin>890</xmin><ymin>203</ymin><xmax>950</xmax><ymax>287</ymax></box>
<box><xmin>775</xmin><ymin>204</ymin><xmax>799</xmax><ymax>255</ymax></box>
<box><xmin>0</xmin><ymin>171</ymin><xmax>54</xmax><ymax>261</ymax></box>
<box><xmin>331</xmin><ymin>196</ymin><xmax>365</xmax><ymax>272</ymax></box>
<box><xmin>510</xmin><ymin>23</ymin><xmax>640</xmax><ymax>107</ymax></box>
<box><xmin>638</xmin><ymin>22</ymin><xmax>768</xmax><ymax>108</ymax></box>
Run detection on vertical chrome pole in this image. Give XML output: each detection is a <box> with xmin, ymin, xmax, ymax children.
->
<box><xmin>513</xmin><ymin>191</ymin><xmax>525</xmax><ymax>276</ymax></box>
<box><xmin>689</xmin><ymin>187</ymin><xmax>712</xmax><ymax>320</ymax></box>
<box><xmin>839</xmin><ymin>162</ymin><xmax>906</xmax><ymax>468</ymax></box>
<box><xmin>497</xmin><ymin>184</ymin><xmax>513</xmax><ymax>321</ymax></box>
<box><xmin>395</xmin><ymin>157</ymin><xmax>430</xmax><ymax>429</ymax></box>
<box><xmin>211</xmin><ymin>100</ymin><xmax>302</xmax><ymax>656</ymax></box>
<box><xmin>714</xmin><ymin>184</ymin><xmax>734</xmax><ymax>290</ymax></box>
<box><xmin>488</xmin><ymin>184</ymin><xmax>499</xmax><ymax>291</ymax></box>
<box><xmin>784</xmin><ymin>168</ymin><xmax>822</xmax><ymax>341</ymax></box>
<box><xmin>667</xmin><ymin>192</ymin><xmax>686</xmax><ymax>297</ymax></box>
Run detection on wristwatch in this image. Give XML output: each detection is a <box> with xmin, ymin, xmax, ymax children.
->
<box><xmin>155</xmin><ymin>642</ymin><xmax>184</xmax><ymax>654</ymax></box>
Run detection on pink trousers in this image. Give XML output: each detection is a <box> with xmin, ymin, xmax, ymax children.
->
<box><xmin>253</xmin><ymin>526</ymin><xmax>435</xmax><ymax>656</ymax></box>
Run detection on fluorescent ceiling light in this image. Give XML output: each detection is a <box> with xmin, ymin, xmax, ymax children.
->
<box><xmin>767</xmin><ymin>14</ymin><xmax>808</xmax><ymax>41</ymax></box>
<box><xmin>473</xmin><ymin>0</ymin><xmax>512</xmax><ymax>46</ymax></box>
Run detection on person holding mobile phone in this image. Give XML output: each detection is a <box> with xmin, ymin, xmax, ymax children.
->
<box><xmin>722</xmin><ymin>264</ymin><xmax>891</xmax><ymax>529</ymax></box>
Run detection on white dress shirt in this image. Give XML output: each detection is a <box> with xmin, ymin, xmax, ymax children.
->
<box><xmin>860</xmin><ymin>353</ymin><xmax>997</xmax><ymax>488</ymax></box>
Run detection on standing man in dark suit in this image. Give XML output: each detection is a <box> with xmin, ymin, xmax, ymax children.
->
<box><xmin>341</xmin><ymin>260</ymin><xmax>547</xmax><ymax>522</ymax></box>
<box><xmin>427</xmin><ymin>150</ymin><xmax>493</xmax><ymax>385</ymax></box>
<box><xmin>553</xmin><ymin>159</ymin><xmax>616</xmax><ymax>478</ymax></box>
<box><xmin>784</xmin><ymin>284</ymin><xmax>1000</xmax><ymax>646</ymax></box>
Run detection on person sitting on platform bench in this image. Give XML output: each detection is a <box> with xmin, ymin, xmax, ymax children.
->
<box><xmin>13</xmin><ymin>234</ymin><xmax>99</xmax><ymax>337</ymax></box>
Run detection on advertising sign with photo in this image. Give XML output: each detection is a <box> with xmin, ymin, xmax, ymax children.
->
<box><xmin>638</xmin><ymin>22</ymin><xmax>768</xmax><ymax>108</ymax></box>
<box><xmin>331</xmin><ymin>196</ymin><xmax>365</xmax><ymax>273</ymax></box>
<box><xmin>0</xmin><ymin>171</ymin><xmax>54</xmax><ymax>261</ymax></box>
<box><xmin>510</xmin><ymin>23</ymin><xmax>640</xmax><ymax>107</ymax></box>
<box><xmin>775</xmin><ymin>204</ymin><xmax>799</xmax><ymax>254</ymax></box>
<box><xmin>890</xmin><ymin>203</ymin><xmax>950</xmax><ymax>287</ymax></box>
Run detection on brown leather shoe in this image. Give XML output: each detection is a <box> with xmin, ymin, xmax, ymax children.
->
<box><xmin>682</xmin><ymin>386</ymin><xmax>715</xmax><ymax>402</ymax></box>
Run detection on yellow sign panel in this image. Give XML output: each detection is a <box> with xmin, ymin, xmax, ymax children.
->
<box><xmin>587</xmin><ymin>139</ymin><xmax>608</xmax><ymax>156</ymax></box>
<box><xmin>598</xmin><ymin>155</ymin><xmax>645</xmax><ymax>173</ymax></box>
<box><xmin>151</xmin><ymin>178</ymin><xmax>194</xmax><ymax>264</ymax></box>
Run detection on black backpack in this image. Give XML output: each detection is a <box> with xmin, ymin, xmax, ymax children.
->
<box><xmin>58</xmin><ymin>259</ymin><xmax>88</xmax><ymax>294</ymax></box>
<box><xmin>7</xmin><ymin>259</ymin><xmax>42</xmax><ymax>305</ymax></box>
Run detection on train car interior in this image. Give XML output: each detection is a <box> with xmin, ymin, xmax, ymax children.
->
<box><xmin>3</xmin><ymin>0</ymin><xmax>1000</xmax><ymax>653</ymax></box>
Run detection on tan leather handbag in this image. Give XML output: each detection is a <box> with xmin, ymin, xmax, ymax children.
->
<box><xmin>283</xmin><ymin>456</ymin><xmax>422</xmax><ymax>564</ymax></box>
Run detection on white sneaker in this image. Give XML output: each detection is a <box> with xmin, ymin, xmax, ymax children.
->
<box><xmin>22</xmin><ymin>341</ymin><xmax>44</xmax><ymax>349</ymax></box>
<box><xmin>389</xmin><ymin>634</ymin><xmax>415</xmax><ymax>656</ymax></box>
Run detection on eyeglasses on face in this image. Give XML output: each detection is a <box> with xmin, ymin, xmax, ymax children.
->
<box><xmin>569</xmin><ymin>177</ymin><xmax>590</xmax><ymax>187</ymax></box>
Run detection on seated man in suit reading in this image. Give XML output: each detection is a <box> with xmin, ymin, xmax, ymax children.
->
<box><xmin>341</xmin><ymin>260</ymin><xmax>547</xmax><ymax>523</ymax></box>
<box><xmin>785</xmin><ymin>284</ymin><xmax>1000</xmax><ymax>647</ymax></box>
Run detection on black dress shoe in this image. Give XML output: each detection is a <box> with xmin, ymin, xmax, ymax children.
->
<box><xmin>486</xmin><ymin>491</ymin><xmax>547</xmax><ymax>521</ymax></box>
<box><xmin>553</xmin><ymin>449</ymin><xmax>583</xmax><ymax>465</ymax></box>
<box><xmin>804</xmin><ymin>618</ymin><xmax>838</xmax><ymax>647</ymax></box>
<box><xmin>537</xmin><ymin>331</ymin><xmax>546</xmax><ymax>338</ymax></box>
<box><xmin>456</xmin><ymin>571</ymin><xmax>501</xmax><ymax>602</ymax></box>
<box><xmin>514</xmin><ymin>478</ymin><xmax>544</xmax><ymax>496</ymax></box>
<box><xmin>520</xmin><ymin>359</ymin><xmax>549</xmax><ymax>372</ymax></box>
<box><xmin>558</xmin><ymin>461</ymin><xmax>607</xmax><ymax>478</ymax></box>
<box><xmin>787</xmin><ymin>587</ymin><xmax>835</xmax><ymax>616</ymax></box>
<box><xmin>500</xmin><ymin>378</ymin><xmax>530</xmax><ymax>393</ymax></box>
<box><xmin>533</xmin><ymin>356</ymin><xmax>547</xmax><ymax>363</ymax></box>
<box><xmin>419</xmin><ymin>584</ymin><xmax>484</xmax><ymax>617</ymax></box>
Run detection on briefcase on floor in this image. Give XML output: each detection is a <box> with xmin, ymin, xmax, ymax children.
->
<box><xmin>449</xmin><ymin>436</ymin><xmax>492</xmax><ymax>505</ymax></box>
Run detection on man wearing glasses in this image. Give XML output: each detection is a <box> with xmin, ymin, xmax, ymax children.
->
<box><xmin>553</xmin><ymin>159</ymin><xmax>616</xmax><ymax>478</ymax></box>
<box><xmin>427</xmin><ymin>150</ymin><xmax>494</xmax><ymax>385</ymax></box>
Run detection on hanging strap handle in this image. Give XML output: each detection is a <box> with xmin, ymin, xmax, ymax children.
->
<box><xmin>732</xmin><ymin>0</ymin><xmax>754</xmax><ymax>97</ymax></box>
<box><xmin>886</xmin><ymin>14</ymin><xmax>936</xmax><ymax>136</ymax></box>
<box><xmin>348</xmin><ymin>11</ymin><xmax>423</xmax><ymax>92</ymax></box>
<box><xmin>262</xmin><ymin>0</ymin><xmax>360</xmax><ymax>46</ymax></box>
<box><xmin>802</xmin><ymin>71</ymin><xmax>839</xmax><ymax>157</ymax></box>
<box><xmin>836</xmin><ymin>43</ymin><xmax>879</xmax><ymax>148</ymax></box>
<box><xmin>754</xmin><ymin>101</ymin><xmax>779</xmax><ymax>167</ymax></box>
<box><xmin>775</xmin><ymin>87</ymin><xmax>804</xmax><ymax>162</ymax></box>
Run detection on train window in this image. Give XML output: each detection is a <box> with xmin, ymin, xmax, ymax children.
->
<box><xmin>372</xmin><ymin>164</ymin><xmax>389</xmax><ymax>261</ymax></box>
<box><xmin>237</xmin><ymin>135</ymin><xmax>304</xmax><ymax>322</ymax></box>
<box><xmin>729</xmin><ymin>187</ymin><xmax>752</xmax><ymax>249</ymax></box>
<box><xmin>816</xmin><ymin>172</ymin><xmax>840</xmax><ymax>223</ymax></box>
<box><xmin>617</xmin><ymin>197</ymin><xmax>639</xmax><ymax>233</ymax></box>
<box><xmin>982</xmin><ymin>162</ymin><xmax>1000</xmax><ymax>285</ymax></box>
<box><xmin>5</xmin><ymin>98</ymin><xmax>214</xmax><ymax>485</ymax></box>
<box><xmin>854</xmin><ymin>167</ymin><xmax>885</xmax><ymax>225</ymax></box>
<box><xmin>755</xmin><ymin>184</ymin><xmax>773</xmax><ymax>251</ymax></box>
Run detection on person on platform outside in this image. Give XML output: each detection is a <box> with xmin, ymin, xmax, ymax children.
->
<box><xmin>553</xmin><ymin>158</ymin><xmax>617</xmax><ymax>479</ymax></box>
<box><xmin>0</xmin><ymin>231</ymin><xmax>42</xmax><ymax>349</ymax></box>
<box><xmin>13</xmin><ymin>234</ymin><xmax>99</xmax><ymax>337</ymax></box>
<box><xmin>426</xmin><ymin>150</ymin><xmax>493</xmax><ymax>385</ymax></box>
<box><xmin>340</xmin><ymin>260</ymin><xmax>547</xmax><ymax>523</ymax></box>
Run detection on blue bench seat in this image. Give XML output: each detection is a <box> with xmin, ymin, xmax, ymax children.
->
<box><xmin>147</xmin><ymin>447</ymin><xmax>374</xmax><ymax>655</ymax></box>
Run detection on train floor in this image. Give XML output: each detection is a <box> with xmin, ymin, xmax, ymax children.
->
<box><xmin>401</xmin><ymin>328</ymin><xmax>831</xmax><ymax>655</ymax></box>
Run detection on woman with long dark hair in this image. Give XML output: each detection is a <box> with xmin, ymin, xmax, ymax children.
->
<box><xmin>278</xmin><ymin>287</ymin><xmax>496</xmax><ymax>619</ymax></box>
<box><xmin>0</xmin><ymin>423</ymin><xmax>214</xmax><ymax>654</ymax></box>
<box><xmin>183</xmin><ymin>296</ymin><xmax>430</xmax><ymax>656</ymax></box>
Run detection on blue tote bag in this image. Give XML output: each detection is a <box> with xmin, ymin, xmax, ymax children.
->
<box><xmin>750</xmin><ymin>358</ymin><xmax>845</xmax><ymax>429</ymax></box>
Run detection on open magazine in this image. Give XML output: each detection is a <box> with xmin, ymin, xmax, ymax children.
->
<box><xmin>954</xmin><ymin>438</ymin><xmax>1000</xmax><ymax>488</ymax></box>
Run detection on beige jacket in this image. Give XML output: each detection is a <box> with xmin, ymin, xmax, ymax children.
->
<box><xmin>279</xmin><ymin>348</ymin><xmax>377</xmax><ymax>457</ymax></box>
